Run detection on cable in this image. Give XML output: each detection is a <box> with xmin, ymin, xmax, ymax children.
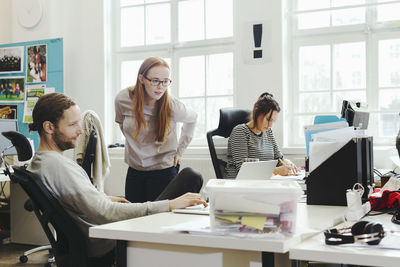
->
<box><xmin>374</xmin><ymin>168</ymin><xmax>382</xmax><ymax>177</ymax></box>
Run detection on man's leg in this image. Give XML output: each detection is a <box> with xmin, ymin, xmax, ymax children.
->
<box><xmin>144</xmin><ymin>165</ymin><xmax>179</xmax><ymax>201</ymax></box>
<box><xmin>156</xmin><ymin>167</ymin><xmax>203</xmax><ymax>200</ymax></box>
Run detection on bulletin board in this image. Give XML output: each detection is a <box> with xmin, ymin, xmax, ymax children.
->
<box><xmin>0</xmin><ymin>38</ymin><xmax>63</xmax><ymax>149</ymax></box>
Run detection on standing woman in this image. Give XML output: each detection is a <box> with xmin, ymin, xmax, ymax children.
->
<box><xmin>115</xmin><ymin>57</ymin><xmax>198</xmax><ymax>203</ymax></box>
<box><xmin>225</xmin><ymin>92</ymin><xmax>297</xmax><ymax>179</ymax></box>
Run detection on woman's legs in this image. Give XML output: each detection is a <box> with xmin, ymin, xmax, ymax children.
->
<box><xmin>125</xmin><ymin>166</ymin><xmax>180</xmax><ymax>203</ymax></box>
<box><xmin>125</xmin><ymin>167</ymin><xmax>147</xmax><ymax>203</ymax></box>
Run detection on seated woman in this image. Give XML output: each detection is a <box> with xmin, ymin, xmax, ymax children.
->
<box><xmin>225</xmin><ymin>92</ymin><xmax>297</xmax><ymax>178</ymax></box>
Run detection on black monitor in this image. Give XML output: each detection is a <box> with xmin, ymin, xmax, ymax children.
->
<box><xmin>0</xmin><ymin>120</ymin><xmax>18</xmax><ymax>156</ymax></box>
<box><xmin>397</xmin><ymin>126</ymin><xmax>400</xmax><ymax>158</ymax></box>
<box><xmin>340</xmin><ymin>100</ymin><xmax>369</xmax><ymax>129</ymax></box>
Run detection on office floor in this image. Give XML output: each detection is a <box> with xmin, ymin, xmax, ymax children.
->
<box><xmin>0</xmin><ymin>242</ymin><xmax>50</xmax><ymax>266</ymax></box>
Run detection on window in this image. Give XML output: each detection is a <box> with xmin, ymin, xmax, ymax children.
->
<box><xmin>111</xmin><ymin>0</ymin><xmax>234</xmax><ymax>144</ymax></box>
<box><xmin>287</xmin><ymin>0</ymin><xmax>400</xmax><ymax>147</ymax></box>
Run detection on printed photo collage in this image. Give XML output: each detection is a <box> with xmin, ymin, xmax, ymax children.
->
<box><xmin>0</xmin><ymin>44</ymin><xmax>54</xmax><ymax>122</ymax></box>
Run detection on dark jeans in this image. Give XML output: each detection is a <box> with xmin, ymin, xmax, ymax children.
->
<box><xmin>125</xmin><ymin>166</ymin><xmax>203</xmax><ymax>203</ymax></box>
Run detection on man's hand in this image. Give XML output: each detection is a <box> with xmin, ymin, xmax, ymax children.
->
<box><xmin>169</xmin><ymin>193</ymin><xmax>207</xmax><ymax>211</ymax></box>
<box><xmin>109</xmin><ymin>196</ymin><xmax>130</xmax><ymax>203</ymax></box>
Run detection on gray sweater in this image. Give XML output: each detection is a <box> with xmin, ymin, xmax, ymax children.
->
<box><xmin>28</xmin><ymin>150</ymin><xmax>169</xmax><ymax>257</ymax></box>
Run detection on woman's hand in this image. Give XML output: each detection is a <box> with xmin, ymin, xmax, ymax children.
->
<box><xmin>283</xmin><ymin>159</ymin><xmax>299</xmax><ymax>173</ymax></box>
<box><xmin>173</xmin><ymin>153</ymin><xmax>181</xmax><ymax>167</ymax></box>
<box><xmin>168</xmin><ymin>193</ymin><xmax>207</xmax><ymax>211</ymax></box>
<box><xmin>109</xmin><ymin>196</ymin><xmax>130</xmax><ymax>203</ymax></box>
<box><xmin>274</xmin><ymin>165</ymin><xmax>293</xmax><ymax>176</ymax></box>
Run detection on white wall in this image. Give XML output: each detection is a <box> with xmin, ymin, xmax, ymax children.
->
<box><xmin>235</xmin><ymin>0</ymin><xmax>284</xmax><ymax>146</ymax></box>
<box><xmin>0</xmin><ymin>0</ymin><xmax>11</xmax><ymax>43</ymax></box>
<box><xmin>7</xmin><ymin>0</ymin><xmax>107</xmax><ymax>133</ymax></box>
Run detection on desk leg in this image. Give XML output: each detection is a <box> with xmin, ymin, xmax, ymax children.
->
<box><xmin>262</xmin><ymin>252</ymin><xmax>274</xmax><ymax>267</ymax></box>
<box><xmin>290</xmin><ymin>259</ymin><xmax>303</xmax><ymax>267</ymax></box>
<box><xmin>116</xmin><ymin>240</ymin><xmax>126</xmax><ymax>267</ymax></box>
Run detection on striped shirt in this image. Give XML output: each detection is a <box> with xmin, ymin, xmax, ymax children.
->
<box><xmin>225</xmin><ymin>123</ymin><xmax>283</xmax><ymax>179</ymax></box>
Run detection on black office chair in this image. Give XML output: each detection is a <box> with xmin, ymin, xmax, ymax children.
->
<box><xmin>206</xmin><ymin>107</ymin><xmax>251</xmax><ymax>178</ymax></box>
<box><xmin>81</xmin><ymin>130</ymin><xmax>97</xmax><ymax>184</ymax></box>
<box><xmin>1</xmin><ymin>131</ymin><xmax>90</xmax><ymax>267</ymax></box>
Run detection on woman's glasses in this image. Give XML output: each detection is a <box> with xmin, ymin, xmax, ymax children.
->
<box><xmin>144</xmin><ymin>76</ymin><xmax>172</xmax><ymax>87</ymax></box>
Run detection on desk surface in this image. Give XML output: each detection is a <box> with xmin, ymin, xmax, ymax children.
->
<box><xmin>290</xmin><ymin>213</ymin><xmax>400</xmax><ymax>267</ymax></box>
<box><xmin>90</xmin><ymin>203</ymin><xmax>346</xmax><ymax>253</ymax></box>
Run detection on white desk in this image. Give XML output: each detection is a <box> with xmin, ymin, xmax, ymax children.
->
<box><xmin>90</xmin><ymin>203</ymin><xmax>346</xmax><ymax>267</ymax></box>
<box><xmin>290</xmin><ymin>213</ymin><xmax>400</xmax><ymax>267</ymax></box>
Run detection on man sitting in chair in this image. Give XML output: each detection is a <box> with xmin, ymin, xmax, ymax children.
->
<box><xmin>27</xmin><ymin>93</ymin><xmax>206</xmax><ymax>266</ymax></box>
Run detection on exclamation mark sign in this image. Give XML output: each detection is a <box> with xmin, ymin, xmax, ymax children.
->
<box><xmin>253</xmin><ymin>24</ymin><xmax>262</xmax><ymax>59</ymax></box>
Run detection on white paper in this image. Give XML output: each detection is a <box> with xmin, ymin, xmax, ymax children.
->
<box><xmin>309</xmin><ymin>127</ymin><xmax>366</xmax><ymax>172</ymax></box>
<box><xmin>309</xmin><ymin>141</ymin><xmax>348</xmax><ymax>172</ymax></box>
<box><xmin>304</xmin><ymin>121</ymin><xmax>348</xmax><ymax>131</ymax></box>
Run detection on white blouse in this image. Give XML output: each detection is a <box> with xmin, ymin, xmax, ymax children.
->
<box><xmin>115</xmin><ymin>87</ymin><xmax>197</xmax><ymax>171</ymax></box>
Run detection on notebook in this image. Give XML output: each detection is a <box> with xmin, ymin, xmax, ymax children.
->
<box><xmin>236</xmin><ymin>160</ymin><xmax>278</xmax><ymax>180</ymax></box>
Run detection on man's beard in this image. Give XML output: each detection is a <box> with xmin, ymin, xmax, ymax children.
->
<box><xmin>53</xmin><ymin>128</ymin><xmax>75</xmax><ymax>151</ymax></box>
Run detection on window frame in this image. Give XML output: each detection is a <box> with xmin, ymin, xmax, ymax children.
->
<box><xmin>109</xmin><ymin>0</ymin><xmax>235</xmax><ymax>145</ymax></box>
<box><xmin>287</xmin><ymin>0</ymin><xmax>400</xmax><ymax>147</ymax></box>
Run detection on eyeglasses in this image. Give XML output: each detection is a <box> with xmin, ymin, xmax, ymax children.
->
<box><xmin>143</xmin><ymin>76</ymin><xmax>172</xmax><ymax>87</ymax></box>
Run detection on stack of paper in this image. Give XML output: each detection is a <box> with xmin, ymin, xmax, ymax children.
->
<box><xmin>309</xmin><ymin>127</ymin><xmax>369</xmax><ymax>172</ymax></box>
<box><xmin>304</xmin><ymin>121</ymin><xmax>348</xmax><ymax>157</ymax></box>
<box><xmin>213</xmin><ymin>195</ymin><xmax>289</xmax><ymax>233</ymax></box>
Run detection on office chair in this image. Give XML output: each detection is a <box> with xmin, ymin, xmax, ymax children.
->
<box><xmin>1</xmin><ymin>131</ymin><xmax>89</xmax><ymax>267</ymax></box>
<box><xmin>206</xmin><ymin>107</ymin><xmax>251</xmax><ymax>178</ymax></box>
<box><xmin>82</xmin><ymin>130</ymin><xmax>97</xmax><ymax>183</ymax></box>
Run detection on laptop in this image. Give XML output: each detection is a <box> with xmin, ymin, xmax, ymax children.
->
<box><xmin>172</xmin><ymin>204</ymin><xmax>210</xmax><ymax>215</ymax></box>
<box><xmin>236</xmin><ymin>160</ymin><xmax>278</xmax><ymax>180</ymax></box>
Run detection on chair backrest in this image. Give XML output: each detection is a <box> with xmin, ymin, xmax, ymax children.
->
<box><xmin>10</xmin><ymin>167</ymin><xmax>89</xmax><ymax>267</ymax></box>
<box><xmin>82</xmin><ymin>130</ymin><xmax>97</xmax><ymax>183</ymax></box>
<box><xmin>206</xmin><ymin>107</ymin><xmax>251</xmax><ymax>178</ymax></box>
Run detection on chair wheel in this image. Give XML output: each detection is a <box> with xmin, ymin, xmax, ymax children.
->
<box><xmin>19</xmin><ymin>255</ymin><xmax>28</xmax><ymax>263</ymax></box>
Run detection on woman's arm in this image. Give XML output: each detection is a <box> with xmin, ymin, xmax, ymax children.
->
<box><xmin>267</xmin><ymin>129</ymin><xmax>283</xmax><ymax>159</ymax></box>
<box><xmin>229</xmin><ymin>126</ymin><xmax>249</xmax><ymax>173</ymax></box>
<box><xmin>172</xmin><ymin>98</ymin><xmax>198</xmax><ymax>157</ymax></box>
<box><xmin>114</xmin><ymin>91</ymin><xmax>125</xmax><ymax>132</ymax></box>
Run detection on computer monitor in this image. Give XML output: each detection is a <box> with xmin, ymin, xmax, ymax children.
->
<box><xmin>0</xmin><ymin>119</ymin><xmax>18</xmax><ymax>156</ymax></box>
<box><xmin>397</xmin><ymin>127</ymin><xmax>400</xmax><ymax>158</ymax></box>
<box><xmin>340</xmin><ymin>100</ymin><xmax>369</xmax><ymax>129</ymax></box>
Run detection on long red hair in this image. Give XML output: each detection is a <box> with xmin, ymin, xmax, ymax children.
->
<box><xmin>129</xmin><ymin>57</ymin><xmax>171</xmax><ymax>142</ymax></box>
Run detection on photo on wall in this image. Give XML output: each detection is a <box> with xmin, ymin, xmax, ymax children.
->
<box><xmin>0</xmin><ymin>77</ymin><xmax>25</xmax><ymax>102</ymax></box>
<box><xmin>0</xmin><ymin>104</ymin><xmax>17</xmax><ymax>120</ymax></box>
<box><xmin>26</xmin><ymin>44</ymin><xmax>47</xmax><ymax>83</ymax></box>
<box><xmin>0</xmin><ymin>46</ymin><xmax>24</xmax><ymax>73</ymax></box>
